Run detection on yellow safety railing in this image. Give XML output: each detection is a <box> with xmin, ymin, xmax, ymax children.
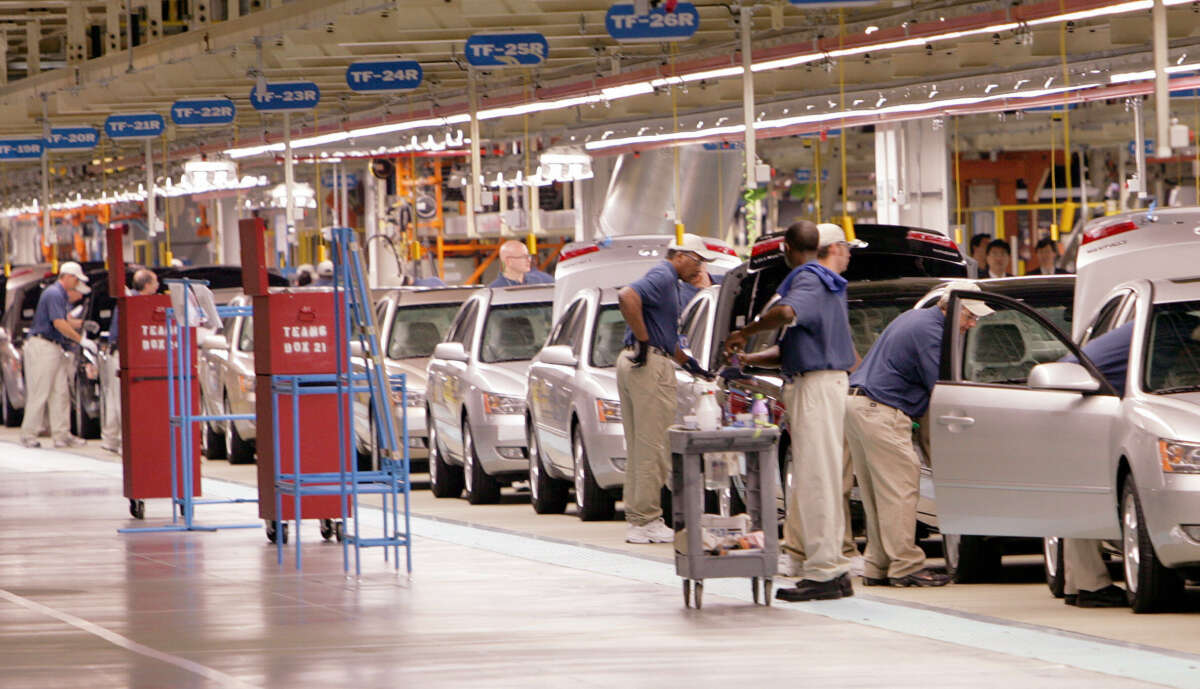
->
<box><xmin>960</xmin><ymin>201</ymin><xmax>1106</xmax><ymax>243</ymax></box>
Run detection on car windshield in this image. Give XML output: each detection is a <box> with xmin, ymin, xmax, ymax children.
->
<box><xmin>590</xmin><ymin>305</ymin><xmax>627</xmax><ymax>368</ymax></box>
<box><xmin>744</xmin><ymin>297</ymin><xmax>922</xmax><ymax>362</ymax></box>
<box><xmin>480</xmin><ymin>302</ymin><xmax>553</xmax><ymax>363</ymax></box>
<box><xmin>388</xmin><ymin>303</ymin><xmax>460</xmax><ymax>359</ymax></box>
<box><xmin>1144</xmin><ymin>299</ymin><xmax>1200</xmax><ymax>394</ymax></box>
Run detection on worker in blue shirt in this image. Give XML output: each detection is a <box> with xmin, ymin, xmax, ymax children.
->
<box><xmin>313</xmin><ymin>261</ymin><xmax>334</xmax><ymax>287</ymax></box>
<box><xmin>617</xmin><ymin>233</ymin><xmax>715</xmax><ymax>544</ymax></box>
<box><xmin>21</xmin><ymin>262</ymin><xmax>92</xmax><ymax>449</ymax></box>
<box><xmin>846</xmin><ymin>280</ymin><xmax>991</xmax><ymax>588</ymax></box>
<box><xmin>489</xmin><ymin>240</ymin><xmax>554</xmax><ymax>287</ymax></box>
<box><xmin>724</xmin><ymin>222</ymin><xmax>862</xmax><ymax>601</ymax></box>
<box><xmin>1057</xmin><ymin>321</ymin><xmax>1136</xmax><ymax>608</ymax></box>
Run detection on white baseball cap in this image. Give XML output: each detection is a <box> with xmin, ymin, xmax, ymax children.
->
<box><xmin>943</xmin><ymin>279</ymin><xmax>994</xmax><ymax>318</ymax></box>
<box><xmin>317</xmin><ymin>260</ymin><xmax>334</xmax><ymax>277</ymax></box>
<box><xmin>817</xmin><ymin>223</ymin><xmax>868</xmax><ymax>250</ymax></box>
<box><xmin>667</xmin><ymin>233</ymin><xmax>719</xmax><ymax>262</ymax></box>
<box><xmin>59</xmin><ymin>261</ymin><xmax>90</xmax><ymax>283</ymax></box>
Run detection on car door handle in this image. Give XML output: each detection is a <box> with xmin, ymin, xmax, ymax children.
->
<box><xmin>937</xmin><ymin>415</ymin><xmax>975</xmax><ymax>427</ymax></box>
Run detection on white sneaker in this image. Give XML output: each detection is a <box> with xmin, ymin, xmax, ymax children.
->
<box><xmin>54</xmin><ymin>436</ymin><xmax>86</xmax><ymax>448</ymax></box>
<box><xmin>19</xmin><ymin>437</ymin><xmax>40</xmax><ymax>448</ymax></box>
<box><xmin>626</xmin><ymin>518</ymin><xmax>674</xmax><ymax>544</ymax></box>
<box><xmin>100</xmin><ymin>441</ymin><xmax>121</xmax><ymax>454</ymax></box>
<box><xmin>849</xmin><ymin>555</ymin><xmax>865</xmax><ymax>577</ymax></box>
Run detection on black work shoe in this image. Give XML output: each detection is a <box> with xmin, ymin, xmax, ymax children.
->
<box><xmin>1076</xmin><ymin>585</ymin><xmax>1128</xmax><ymax>608</ymax></box>
<box><xmin>889</xmin><ymin>568</ymin><xmax>952</xmax><ymax>587</ymax></box>
<box><xmin>861</xmin><ymin>575</ymin><xmax>889</xmax><ymax>586</ymax></box>
<box><xmin>775</xmin><ymin>573</ymin><xmax>851</xmax><ymax>602</ymax></box>
<box><xmin>1064</xmin><ymin>594</ymin><xmax>1078</xmax><ymax>606</ymax></box>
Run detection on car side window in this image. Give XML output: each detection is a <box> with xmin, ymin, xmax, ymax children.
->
<box><xmin>962</xmin><ymin>301</ymin><xmax>1070</xmax><ymax>385</ymax></box>
<box><xmin>1081</xmin><ymin>293</ymin><xmax>1129</xmax><ymax>345</ymax></box>
<box><xmin>548</xmin><ymin>300</ymin><xmax>583</xmax><ymax>348</ymax></box>
<box><xmin>446</xmin><ymin>301</ymin><xmax>476</xmax><ymax>345</ymax></box>
<box><xmin>564</xmin><ymin>302</ymin><xmax>589</xmax><ymax>354</ymax></box>
<box><xmin>237</xmin><ymin>317</ymin><xmax>254</xmax><ymax>352</ymax></box>
<box><xmin>456</xmin><ymin>302</ymin><xmax>479</xmax><ymax>350</ymax></box>
<box><xmin>375</xmin><ymin>300</ymin><xmax>388</xmax><ymax>327</ymax></box>
<box><xmin>684</xmin><ymin>301</ymin><xmax>710</xmax><ymax>356</ymax></box>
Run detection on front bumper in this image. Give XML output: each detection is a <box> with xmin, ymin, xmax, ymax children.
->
<box><xmin>471</xmin><ymin>412</ymin><xmax>528</xmax><ymax>476</ymax></box>
<box><xmin>584</xmin><ymin>423</ymin><xmax>627</xmax><ymax>492</ymax></box>
<box><xmin>1143</xmin><ymin>473</ymin><xmax>1200</xmax><ymax>568</ymax></box>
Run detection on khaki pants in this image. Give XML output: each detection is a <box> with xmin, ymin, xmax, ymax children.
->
<box><xmin>100</xmin><ymin>350</ymin><xmax>121</xmax><ymax>448</ymax></box>
<box><xmin>21</xmin><ymin>336</ymin><xmax>70</xmax><ymax>442</ymax></box>
<box><xmin>617</xmin><ymin>350</ymin><xmax>678</xmax><ymax>526</ymax></box>
<box><xmin>782</xmin><ymin>370</ymin><xmax>851</xmax><ymax>582</ymax></box>
<box><xmin>845</xmin><ymin>395</ymin><xmax>926</xmax><ymax>579</ymax></box>
<box><xmin>1063</xmin><ymin>538</ymin><xmax>1112</xmax><ymax>594</ymax></box>
<box><xmin>782</xmin><ymin>444</ymin><xmax>858</xmax><ymax>566</ymax></box>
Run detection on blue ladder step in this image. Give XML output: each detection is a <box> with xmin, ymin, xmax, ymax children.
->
<box><xmin>346</xmin><ymin>536</ymin><xmax>411</xmax><ymax>548</ymax></box>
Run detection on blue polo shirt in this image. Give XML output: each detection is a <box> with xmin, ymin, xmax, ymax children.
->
<box><xmin>623</xmin><ymin>260</ymin><xmax>681</xmax><ymax>354</ymax></box>
<box><xmin>849</xmin><ymin>306</ymin><xmax>944</xmax><ymax>418</ymax></box>
<box><xmin>1062</xmin><ymin>321</ymin><xmax>1134</xmax><ymax>396</ymax></box>
<box><xmin>775</xmin><ymin>263</ymin><xmax>855</xmax><ymax>376</ymax></box>
<box><xmin>29</xmin><ymin>281</ymin><xmax>70</xmax><ymax>346</ymax></box>
<box><xmin>677</xmin><ymin>273</ymin><xmax>724</xmax><ymax>312</ymax></box>
<box><xmin>489</xmin><ymin>270</ymin><xmax>554</xmax><ymax>288</ymax></box>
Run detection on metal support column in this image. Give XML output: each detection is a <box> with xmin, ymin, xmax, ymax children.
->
<box><xmin>740</xmin><ymin>5</ymin><xmax>758</xmax><ymax>245</ymax></box>
<box><xmin>145</xmin><ymin>139</ymin><xmax>157</xmax><ymax>248</ymax></box>
<box><xmin>1153</xmin><ymin>0</ymin><xmax>1171</xmax><ymax>159</ymax></box>
<box><xmin>468</xmin><ymin>68</ymin><xmax>482</xmax><ymax>238</ymax></box>
<box><xmin>1133</xmin><ymin>98</ymin><xmax>1148</xmax><ymax>202</ymax></box>
<box><xmin>25</xmin><ymin>20</ymin><xmax>39</xmax><ymax>77</ymax></box>
<box><xmin>283</xmin><ymin>111</ymin><xmax>296</xmax><ymax>267</ymax></box>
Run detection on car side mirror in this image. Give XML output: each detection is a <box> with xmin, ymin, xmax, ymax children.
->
<box><xmin>539</xmin><ymin>344</ymin><xmax>578</xmax><ymax>367</ymax></box>
<box><xmin>83</xmin><ymin>320</ymin><xmax>100</xmax><ymax>335</ymax></box>
<box><xmin>200</xmin><ymin>333</ymin><xmax>229</xmax><ymax>352</ymax></box>
<box><xmin>433</xmin><ymin>341</ymin><xmax>470</xmax><ymax>363</ymax></box>
<box><xmin>1028</xmin><ymin>362</ymin><xmax>1101</xmax><ymax>393</ymax></box>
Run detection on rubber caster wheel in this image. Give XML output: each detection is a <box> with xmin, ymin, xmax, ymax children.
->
<box><xmin>694</xmin><ymin>581</ymin><xmax>703</xmax><ymax>609</ymax></box>
<box><xmin>265</xmin><ymin>520</ymin><xmax>289</xmax><ymax>544</ymax></box>
<box><xmin>129</xmin><ymin>499</ymin><xmax>145</xmax><ymax>520</ymax></box>
<box><xmin>320</xmin><ymin>519</ymin><xmax>334</xmax><ymax>541</ymax></box>
<box><xmin>764</xmin><ymin>579</ymin><xmax>773</xmax><ymax>607</ymax></box>
<box><xmin>752</xmin><ymin>577</ymin><xmax>760</xmax><ymax>604</ymax></box>
<box><xmin>334</xmin><ymin>521</ymin><xmax>345</xmax><ymax>543</ymax></box>
<box><xmin>683</xmin><ymin>579</ymin><xmax>691</xmax><ymax>608</ymax></box>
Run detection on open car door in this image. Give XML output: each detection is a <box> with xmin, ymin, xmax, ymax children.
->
<box><xmin>929</xmin><ymin>290</ymin><xmax>1122</xmax><ymax>539</ymax></box>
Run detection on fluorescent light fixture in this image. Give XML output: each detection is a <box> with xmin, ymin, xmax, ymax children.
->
<box><xmin>865</xmin><ymin>25</ymin><xmax>879</xmax><ymax>34</ymax></box>
<box><xmin>1110</xmin><ymin>62</ymin><xmax>1200</xmax><ymax>83</ymax></box>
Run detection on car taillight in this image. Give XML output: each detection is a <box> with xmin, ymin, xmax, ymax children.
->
<box><xmin>750</xmin><ymin>238</ymin><xmax>784</xmax><ymax>257</ymax></box>
<box><xmin>1082</xmin><ymin>221</ymin><xmax>1138</xmax><ymax>245</ymax></box>
<box><xmin>906</xmin><ymin>230</ymin><xmax>959</xmax><ymax>252</ymax></box>
<box><xmin>704</xmin><ymin>242</ymin><xmax>737</xmax><ymax>257</ymax></box>
<box><xmin>560</xmin><ymin>244</ymin><xmax>599</xmax><ymax>261</ymax></box>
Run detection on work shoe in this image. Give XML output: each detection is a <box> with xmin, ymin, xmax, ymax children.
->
<box><xmin>1076</xmin><ymin>585</ymin><xmax>1129</xmax><ymax>608</ymax></box>
<box><xmin>861</xmin><ymin>575</ymin><xmax>889</xmax><ymax>586</ymax></box>
<box><xmin>19</xmin><ymin>437</ymin><xmax>40</xmax><ymax>448</ymax></box>
<box><xmin>101</xmin><ymin>441</ymin><xmax>120</xmax><ymax>454</ymax></box>
<box><xmin>625</xmin><ymin>518</ymin><xmax>673</xmax><ymax>544</ymax></box>
<box><xmin>889</xmin><ymin>568</ymin><xmax>952</xmax><ymax>587</ymax></box>
<box><xmin>775</xmin><ymin>573</ymin><xmax>852</xmax><ymax>602</ymax></box>
<box><xmin>53</xmin><ymin>436</ymin><xmax>86</xmax><ymax>449</ymax></box>
<box><xmin>1064</xmin><ymin>594</ymin><xmax>1079</xmax><ymax>606</ymax></box>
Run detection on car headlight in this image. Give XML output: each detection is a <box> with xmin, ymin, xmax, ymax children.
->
<box><xmin>482</xmin><ymin>392</ymin><xmax>524</xmax><ymax>415</ymax></box>
<box><xmin>596</xmin><ymin>398</ymin><xmax>622</xmax><ymax>424</ymax></box>
<box><xmin>391</xmin><ymin>389</ymin><xmax>425</xmax><ymax>408</ymax></box>
<box><xmin>238</xmin><ymin>374</ymin><xmax>254</xmax><ymax>395</ymax></box>
<box><xmin>1159</xmin><ymin>439</ymin><xmax>1200</xmax><ymax>474</ymax></box>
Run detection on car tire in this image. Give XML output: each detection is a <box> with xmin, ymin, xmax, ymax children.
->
<box><xmin>204</xmin><ymin>423</ymin><xmax>228</xmax><ymax>459</ymax></box>
<box><xmin>527</xmin><ymin>417</ymin><xmax>568</xmax><ymax>514</ymax></box>
<box><xmin>1043</xmin><ymin>537</ymin><xmax>1065</xmax><ymax>598</ymax></box>
<box><xmin>943</xmin><ymin>533</ymin><xmax>1001</xmax><ymax>583</ymax></box>
<box><xmin>463</xmin><ymin>418</ymin><xmax>501</xmax><ymax>505</ymax></box>
<box><xmin>224</xmin><ymin>395</ymin><xmax>255</xmax><ymax>465</ymax></box>
<box><xmin>1122</xmin><ymin>475</ymin><xmax>1183</xmax><ymax>613</ymax></box>
<box><xmin>72</xmin><ymin>374</ymin><xmax>100</xmax><ymax>439</ymax></box>
<box><xmin>574</xmin><ymin>426</ymin><xmax>615</xmax><ymax>521</ymax></box>
<box><xmin>2</xmin><ymin>379</ymin><xmax>22</xmax><ymax>428</ymax></box>
<box><xmin>427</xmin><ymin>410</ymin><xmax>463</xmax><ymax>498</ymax></box>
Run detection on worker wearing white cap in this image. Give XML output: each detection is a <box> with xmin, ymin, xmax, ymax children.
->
<box><xmin>845</xmin><ymin>279</ymin><xmax>992</xmax><ymax>588</ymax></box>
<box><xmin>313</xmin><ymin>260</ymin><xmax>334</xmax><ymax>287</ymax></box>
<box><xmin>616</xmin><ymin>233</ymin><xmax>718</xmax><ymax>544</ymax></box>
<box><xmin>725</xmin><ymin>221</ymin><xmax>861</xmax><ymax>601</ymax></box>
<box><xmin>20</xmin><ymin>261</ymin><xmax>92</xmax><ymax>448</ymax></box>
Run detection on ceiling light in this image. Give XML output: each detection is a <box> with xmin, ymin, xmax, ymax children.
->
<box><xmin>865</xmin><ymin>25</ymin><xmax>879</xmax><ymax>34</ymax></box>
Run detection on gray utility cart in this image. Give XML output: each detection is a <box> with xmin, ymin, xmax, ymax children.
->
<box><xmin>670</xmin><ymin>426</ymin><xmax>780</xmax><ymax>609</ymax></box>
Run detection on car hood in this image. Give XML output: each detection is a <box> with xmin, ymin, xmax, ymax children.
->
<box><xmin>1129</xmin><ymin>393</ymin><xmax>1200</xmax><ymax>441</ymax></box>
<box><xmin>384</xmin><ymin>357</ymin><xmax>429</xmax><ymax>392</ymax></box>
<box><xmin>474</xmin><ymin>360</ymin><xmax>532</xmax><ymax>396</ymax></box>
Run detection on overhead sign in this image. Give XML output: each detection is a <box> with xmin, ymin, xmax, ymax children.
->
<box><xmin>346</xmin><ymin>60</ymin><xmax>423</xmax><ymax>92</ymax></box>
<box><xmin>44</xmin><ymin>127</ymin><xmax>99</xmax><ymax>151</ymax></box>
<box><xmin>1128</xmin><ymin>139</ymin><xmax>1155</xmax><ymax>157</ymax></box>
<box><xmin>465</xmin><ymin>33</ymin><xmax>548</xmax><ymax>68</ymax></box>
<box><xmin>249</xmin><ymin>82</ymin><xmax>321</xmax><ymax>112</ymax></box>
<box><xmin>0</xmin><ymin>138</ymin><xmax>43</xmax><ymax>160</ymax></box>
<box><xmin>104</xmin><ymin>113</ymin><xmax>165</xmax><ymax>139</ymax></box>
<box><xmin>606</xmin><ymin>3</ymin><xmax>699</xmax><ymax>42</ymax></box>
<box><xmin>171</xmin><ymin>99</ymin><xmax>236</xmax><ymax>127</ymax></box>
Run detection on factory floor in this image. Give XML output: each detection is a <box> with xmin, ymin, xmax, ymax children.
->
<box><xmin>2</xmin><ymin>434</ymin><xmax>1199</xmax><ymax>689</ymax></box>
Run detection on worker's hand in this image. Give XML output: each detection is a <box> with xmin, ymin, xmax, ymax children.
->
<box><xmin>68</xmin><ymin>317</ymin><xmax>83</xmax><ymax>330</ymax></box>
<box><xmin>724</xmin><ymin>329</ymin><xmax>747</xmax><ymax>356</ymax></box>
<box><xmin>628</xmin><ymin>339</ymin><xmax>649</xmax><ymax>367</ymax></box>
<box><xmin>682</xmin><ymin>356</ymin><xmax>712</xmax><ymax>380</ymax></box>
<box><xmin>717</xmin><ymin>363</ymin><xmax>748</xmax><ymax>381</ymax></box>
<box><xmin>79</xmin><ymin>338</ymin><xmax>98</xmax><ymax>355</ymax></box>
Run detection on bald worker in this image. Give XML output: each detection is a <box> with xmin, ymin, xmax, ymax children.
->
<box><xmin>489</xmin><ymin>239</ymin><xmax>554</xmax><ymax>287</ymax></box>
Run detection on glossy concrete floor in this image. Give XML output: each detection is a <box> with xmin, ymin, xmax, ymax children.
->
<box><xmin>3</xmin><ymin>438</ymin><xmax>1200</xmax><ymax>688</ymax></box>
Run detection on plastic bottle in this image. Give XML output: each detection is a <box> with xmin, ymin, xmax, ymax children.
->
<box><xmin>696</xmin><ymin>389</ymin><xmax>721</xmax><ymax>431</ymax></box>
<box><xmin>751</xmin><ymin>393</ymin><xmax>769</xmax><ymax>427</ymax></box>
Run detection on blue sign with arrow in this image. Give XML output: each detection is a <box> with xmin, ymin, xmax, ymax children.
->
<box><xmin>346</xmin><ymin>61</ymin><xmax>423</xmax><ymax>92</ymax></box>
<box><xmin>249</xmin><ymin>82</ymin><xmax>321</xmax><ymax>112</ymax></box>
<box><xmin>105</xmin><ymin>113</ymin><xmax>165</xmax><ymax>139</ymax></box>
<box><xmin>44</xmin><ymin>127</ymin><xmax>99</xmax><ymax>151</ymax></box>
<box><xmin>606</xmin><ymin>3</ymin><xmax>700</xmax><ymax>42</ymax></box>
<box><xmin>171</xmin><ymin>99</ymin><xmax>236</xmax><ymax>126</ymax></box>
<box><xmin>465</xmin><ymin>33</ymin><xmax>548</xmax><ymax>68</ymax></box>
<box><xmin>0</xmin><ymin>138</ymin><xmax>43</xmax><ymax>160</ymax></box>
